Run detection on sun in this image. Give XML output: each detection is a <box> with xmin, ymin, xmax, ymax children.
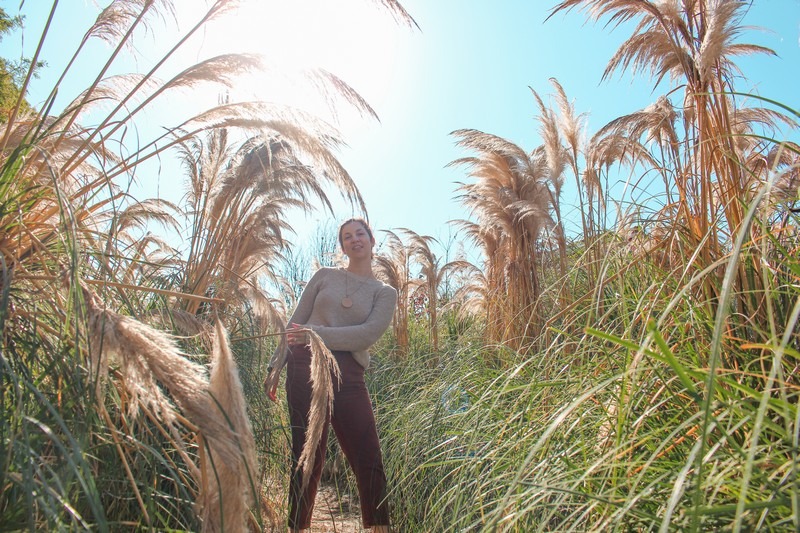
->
<box><xmin>183</xmin><ymin>0</ymin><xmax>410</xmax><ymax>129</ymax></box>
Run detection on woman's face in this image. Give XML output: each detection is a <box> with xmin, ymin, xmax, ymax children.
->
<box><xmin>339</xmin><ymin>221</ymin><xmax>374</xmax><ymax>259</ymax></box>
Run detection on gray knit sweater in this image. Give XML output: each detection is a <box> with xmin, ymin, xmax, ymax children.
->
<box><xmin>269</xmin><ymin>267</ymin><xmax>398</xmax><ymax>370</ymax></box>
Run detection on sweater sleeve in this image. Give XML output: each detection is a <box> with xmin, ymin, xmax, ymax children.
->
<box><xmin>311</xmin><ymin>284</ymin><xmax>397</xmax><ymax>352</ymax></box>
<box><xmin>285</xmin><ymin>268</ymin><xmax>325</xmax><ymax>326</ymax></box>
<box><xmin>268</xmin><ymin>268</ymin><xmax>326</xmax><ymax>369</ymax></box>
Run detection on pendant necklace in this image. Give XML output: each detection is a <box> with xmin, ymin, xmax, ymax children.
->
<box><xmin>342</xmin><ymin>270</ymin><xmax>367</xmax><ymax>308</ymax></box>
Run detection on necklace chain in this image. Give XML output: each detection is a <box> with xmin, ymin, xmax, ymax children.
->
<box><xmin>342</xmin><ymin>270</ymin><xmax>367</xmax><ymax>308</ymax></box>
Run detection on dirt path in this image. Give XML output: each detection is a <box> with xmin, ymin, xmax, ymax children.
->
<box><xmin>307</xmin><ymin>483</ymin><xmax>366</xmax><ymax>533</ymax></box>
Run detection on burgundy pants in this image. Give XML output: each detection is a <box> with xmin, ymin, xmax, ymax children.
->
<box><xmin>285</xmin><ymin>345</ymin><xmax>389</xmax><ymax>529</ymax></box>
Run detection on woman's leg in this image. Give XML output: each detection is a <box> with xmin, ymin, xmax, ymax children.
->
<box><xmin>329</xmin><ymin>352</ymin><xmax>390</xmax><ymax>528</ymax></box>
<box><xmin>285</xmin><ymin>346</ymin><xmax>330</xmax><ymax>530</ymax></box>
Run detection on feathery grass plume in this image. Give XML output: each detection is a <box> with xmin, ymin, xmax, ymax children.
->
<box><xmin>385</xmin><ymin>228</ymin><xmax>464</xmax><ymax>356</ymax></box>
<box><xmin>297</xmin><ymin>329</ymin><xmax>341</xmax><ymax>492</ymax></box>
<box><xmin>402</xmin><ymin>229</ymin><xmax>442</xmax><ymax>353</ymax></box>
<box><xmin>443</xmin><ymin>254</ymin><xmax>489</xmax><ymax>320</ymax></box>
<box><xmin>530</xmin><ymin>83</ymin><xmax>572</xmax><ymax>281</ymax></box>
<box><xmin>78</xmin><ymin>280</ymin><xmax>243</xmax><ymax>462</ymax></box>
<box><xmin>373</xmin><ymin>230</ymin><xmax>412</xmax><ymax>355</ymax></box>
<box><xmin>371</xmin><ymin>0</ymin><xmax>419</xmax><ymax>29</ymax></box>
<box><xmin>86</xmin><ymin>0</ymin><xmax>178</xmax><ymax>46</ymax></box>
<box><xmin>198</xmin><ymin>320</ymin><xmax>264</xmax><ymax>533</ymax></box>
<box><xmin>172</xmin><ymin>118</ymin><xmax>368</xmax><ymax>329</ymax></box>
<box><xmin>449</xmin><ymin>128</ymin><xmax>554</xmax><ymax>351</ymax></box>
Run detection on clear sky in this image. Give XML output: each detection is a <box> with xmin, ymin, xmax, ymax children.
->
<box><xmin>331</xmin><ymin>0</ymin><xmax>800</xmax><ymax>248</ymax></box>
<box><xmin>7</xmin><ymin>0</ymin><xmax>800</xmax><ymax>256</ymax></box>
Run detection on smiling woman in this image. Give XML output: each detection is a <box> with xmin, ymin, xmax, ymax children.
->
<box><xmin>264</xmin><ymin>217</ymin><xmax>398</xmax><ymax>532</ymax></box>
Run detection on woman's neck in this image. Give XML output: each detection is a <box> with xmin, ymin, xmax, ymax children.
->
<box><xmin>346</xmin><ymin>258</ymin><xmax>374</xmax><ymax>278</ymax></box>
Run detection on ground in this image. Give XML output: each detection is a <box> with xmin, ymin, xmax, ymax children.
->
<box><xmin>307</xmin><ymin>482</ymin><xmax>366</xmax><ymax>532</ymax></box>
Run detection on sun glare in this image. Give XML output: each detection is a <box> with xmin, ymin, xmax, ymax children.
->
<box><xmin>186</xmin><ymin>0</ymin><xmax>409</xmax><ymax>131</ymax></box>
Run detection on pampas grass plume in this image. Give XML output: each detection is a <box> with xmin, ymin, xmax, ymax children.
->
<box><xmin>297</xmin><ymin>329</ymin><xmax>341</xmax><ymax>492</ymax></box>
<box><xmin>80</xmin><ymin>283</ymin><xmax>260</xmax><ymax>530</ymax></box>
<box><xmin>198</xmin><ymin>320</ymin><xmax>262</xmax><ymax>532</ymax></box>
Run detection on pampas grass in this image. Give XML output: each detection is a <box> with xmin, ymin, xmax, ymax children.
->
<box><xmin>297</xmin><ymin>329</ymin><xmax>341</xmax><ymax>493</ymax></box>
<box><xmin>79</xmin><ymin>281</ymin><xmax>261</xmax><ymax>531</ymax></box>
<box><xmin>79</xmin><ymin>279</ymin><xmax>343</xmax><ymax>529</ymax></box>
<box><xmin>199</xmin><ymin>319</ymin><xmax>262</xmax><ymax>532</ymax></box>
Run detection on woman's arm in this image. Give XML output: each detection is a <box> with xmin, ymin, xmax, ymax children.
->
<box><xmin>264</xmin><ymin>270</ymin><xmax>327</xmax><ymax>401</ymax></box>
<box><xmin>310</xmin><ymin>285</ymin><xmax>397</xmax><ymax>351</ymax></box>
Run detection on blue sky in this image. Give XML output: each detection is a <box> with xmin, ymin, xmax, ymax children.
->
<box><xmin>337</xmin><ymin>0</ymin><xmax>800</xmax><ymax>248</ymax></box>
<box><xmin>7</xmin><ymin>0</ymin><xmax>800</xmax><ymax>257</ymax></box>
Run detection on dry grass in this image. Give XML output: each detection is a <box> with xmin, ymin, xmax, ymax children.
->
<box><xmin>79</xmin><ymin>280</ymin><xmax>261</xmax><ymax>530</ymax></box>
<box><xmin>547</xmin><ymin>0</ymin><xmax>800</xmax><ymax>340</ymax></box>
<box><xmin>373</xmin><ymin>231</ymin><xmax>413</xmax><ymax>355</ymax></box>
<box><xmin>297</xmin><ymin>330</ymin><xmax>342</xmax><ymax>493</ymax></box>
<box><xmin>199</xmin><ymin>319</ymin><xmax>263</xmax><ymax>532</ymax></box>
<box><xmin>449</xmin><ymin>128</ymin><xmax>554</xmax><ymax>351</ymax></box>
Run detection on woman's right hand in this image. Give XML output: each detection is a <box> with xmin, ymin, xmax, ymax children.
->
<box><xmin>265</xmin><ymin>323</ymin><xmax>309</xmax><ymax>402</ymax></box>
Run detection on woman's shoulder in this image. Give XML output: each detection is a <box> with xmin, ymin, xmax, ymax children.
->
<box><xmin>312</xmin><ymin>266</ymin><xmax>343</xmax><ymax>279</ymax></box>
<box><xmin>375</xmin><ymin>280</ymin><xmax>398</xmax><ymax>298</ymax></box>
<box><xmin>304</xmin><ymin>267</ymin><xmax>342</xmax><ymax>287</ymax></box>
<box><xmin>374</xmin><ymin>282</ymin><xmax>398</xmax><ymax>311</ymax></box>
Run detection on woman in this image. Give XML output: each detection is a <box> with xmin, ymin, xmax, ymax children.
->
<box><xmin>264</xmin><ymin>218</ymin><xmax>397</xmax><ymax>533</ymax></box>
